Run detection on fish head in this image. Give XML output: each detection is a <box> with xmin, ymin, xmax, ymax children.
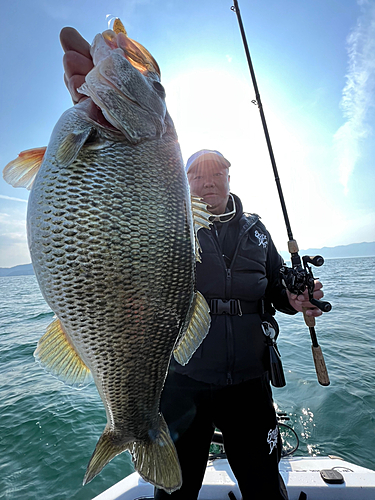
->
<box><xmin>78</xmin><ymin>20</ymin><xmax>168</xmax><ymax>143</ymax></box>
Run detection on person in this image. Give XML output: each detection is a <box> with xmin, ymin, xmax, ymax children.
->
<box><xmin>153</xmin><ymin>150</ymin><xmax>324</xmax><ymax>500</ymax></box>
<box><xmin>60</xmin><ymin>28</ymin><xmax>325</xmax><ymax>500</ymax></box>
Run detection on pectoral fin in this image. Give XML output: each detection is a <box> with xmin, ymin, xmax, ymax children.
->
<box><xmin>56</xmin><ymin>127</ymin><xmax>94</xmax><ymax>167</ymax></box>
<box><xmin>3</xmin><ymin>147</ymin><xmax>46</xmax><ymax>190</ymax></box>
<box><xmin>191</xmin><ymin>195</ymin><xmax>211</xmax><ymax>262</ymax></box>
<box><xmin>173</xmin><ymin>291</ymin><xmax>211</xmax><ymax>366</ymax></box>
<box><xmin>34</xmin><ymin>317</ymin><xmax>92</xmax><ymax>388</ymax></box>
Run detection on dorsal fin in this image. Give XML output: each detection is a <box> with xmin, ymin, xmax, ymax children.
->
<box><xmin>3</xmin><ymin>147</ymin><xmax>46</xmax><ymax>190</ymax></box>
<box><xmin>191</xmin><ymin>195</ymin><xmax>212</xmax><ymax>262</ymax></box>
<box><xmin>34</xmin><ymin>317</ymin><xmax>92</xmax><ymax>389</ymax></box>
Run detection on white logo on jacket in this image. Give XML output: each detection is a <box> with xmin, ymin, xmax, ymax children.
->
<box><xmin>267</xmin><ymin>426</ymin><xmax>278</xmax><ymax>454</ymax></box>
<box><xmin>255</xmin><ymin>230</ymin><xmax>268</xmax><ymax>248</ymax></box>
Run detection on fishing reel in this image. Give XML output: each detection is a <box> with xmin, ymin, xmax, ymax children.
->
<box><xmin>280</xmin><ymin>255</ymin><xmax>332</xmax><ymax>313</ymax></box>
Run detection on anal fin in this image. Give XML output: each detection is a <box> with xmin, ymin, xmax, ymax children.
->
<box><xmin>34</xmin><ymin>317</ymin><xmax>92</xmax><ymax>388</ymax></box>
<box><xmin>173</xmin><ymin>291</ymin><xmax>211</xmax><ymax>366</ymax></box>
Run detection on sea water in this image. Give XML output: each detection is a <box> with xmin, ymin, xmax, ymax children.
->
<box><xmin>0</xmin><ymin>256</ymin><xmax>374</xmax><ymax>499</ymax></box>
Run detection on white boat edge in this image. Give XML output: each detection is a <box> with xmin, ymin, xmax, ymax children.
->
<box><xmin>92</xmin><ymin>455</ymin><xmax>375</xmax><ymax>500</ymax></box>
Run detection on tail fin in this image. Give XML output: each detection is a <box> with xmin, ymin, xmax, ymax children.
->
<box><xmin>83</xmin><ymin>428</ymin><xmax>127</xmax><ymax>485</ymax></box>
<box><xmin>83</xmin><ymin>415</ymin><xmax>182</xmax><ymax>493</ymax></box>
<box><xmin>131</xmin><ymin>414</ymin><xmax>182</xmax><ymax>493</ymax></box>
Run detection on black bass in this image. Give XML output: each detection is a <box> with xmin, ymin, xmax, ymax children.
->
<box><xmin>3</xmin><ymin>19</ymin><xmax>211</xmax><ymax>493</ymax></box>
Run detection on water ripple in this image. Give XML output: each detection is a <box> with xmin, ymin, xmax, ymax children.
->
<box><xmin>0</xmin><ymin>258</ymin><xmax>374</xmax><ymax>498</ymax></box>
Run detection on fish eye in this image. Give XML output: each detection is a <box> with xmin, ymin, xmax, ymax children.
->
<box><xmin>152</xmin><ymin>81</ymin><xmax>165</xmax><ymax>95</ymax></box>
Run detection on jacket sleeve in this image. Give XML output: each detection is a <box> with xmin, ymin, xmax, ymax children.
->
<box><xmin>262</xmin><ymin>225</ymin><xmax>297</xmax><ymax>315</ymax></box>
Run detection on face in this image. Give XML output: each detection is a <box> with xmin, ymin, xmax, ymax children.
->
<box><xmin>187</xmin><ymin>160</ymin><xmax>230</xmax><ymax>215</ymax></box>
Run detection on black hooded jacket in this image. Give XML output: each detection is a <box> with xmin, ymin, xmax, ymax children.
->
<box><xmin>172</xmin><ymin>193</ymin><xmax>296</xmax><ymax>386</ymax></box>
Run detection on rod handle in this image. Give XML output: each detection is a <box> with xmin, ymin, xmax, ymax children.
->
<box><xmin>287</xmin><ymin>239</ymin><xmax>299</xmax><ymax>254</ymax></box>
<box><xmin>311</xmin><ymin>345</ymin><xmax>330</xmax><ymax>386</ymax></box>
<box><xmin>303</xmin><ymin>309</ymin><xmax>315</xmax><ymax>328</ymax></box>
<box><xmin>303</xmin><ymin>309</ymin><xmax>330</xmax><ymax>386</ymax></box>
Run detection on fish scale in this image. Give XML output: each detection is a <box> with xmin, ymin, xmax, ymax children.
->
<box><xmin>30</xmin><ymin>137</ymin><xmax>195</xmax><ymax>460</ymax></box>
<box><xmin>3</xmin><ymin>20</ymin><xmax>211</xmax><ymax>493</ymax></box>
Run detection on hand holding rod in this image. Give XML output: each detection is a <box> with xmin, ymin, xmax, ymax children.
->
<box><xmin>231</xmin><ymin>0</ymin><xmax>330</xmax><ymax>385</ymax></box>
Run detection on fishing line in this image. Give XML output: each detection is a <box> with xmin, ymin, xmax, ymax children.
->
<box><xmin>106</xmin><ymin>14</ymin><xmax>117</xmax><ymax>30</ymax></box>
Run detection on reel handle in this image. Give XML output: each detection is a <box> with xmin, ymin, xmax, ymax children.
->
<box><xmin>302</xmin><ymin>254</ymin><xmax>332</xmax><ymax>313</ymax></box>
<box><xmin>303</xmin><ymin>255</ymin><xmax>324</xmax><ymax>267</ymax></box>
<box><xmin>310</xmin><ymin>297</ymin><xmax>332</xmax><ymax>313</ymax></box>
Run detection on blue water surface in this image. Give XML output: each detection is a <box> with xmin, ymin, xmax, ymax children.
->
<box><xmin>0</xmin><ymin>257</ymin><xmax>374</xmax><ymax>499</ymax></box>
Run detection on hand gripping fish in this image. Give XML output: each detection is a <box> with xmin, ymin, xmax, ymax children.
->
<box><xmin>3</xmin><ymin>19</ymin><xmax>211</xmax><ymax>493</ymax></box>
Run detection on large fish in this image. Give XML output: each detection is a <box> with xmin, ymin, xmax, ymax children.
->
<box><xmin>3</xmin><ymin>19</ymin><xmax>211</xmax><ymax>492</ymax></box>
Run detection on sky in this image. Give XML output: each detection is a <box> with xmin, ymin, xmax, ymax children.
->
<box><xmin>0</xmin><ymin>0</ymin><xmax>374</xmax><ymax>267</ymax></box>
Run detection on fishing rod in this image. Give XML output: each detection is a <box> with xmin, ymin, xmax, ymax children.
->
<box><xmin>231</xmin><ymin>0</ymin><xmax>331</xmax><ymax>386</ymax></box>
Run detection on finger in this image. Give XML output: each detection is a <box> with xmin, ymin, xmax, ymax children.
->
<box><xmin>63</xmin><ymin>51</ymin><xmax>94</xmax><ymax>80</ymax></box>
<box><xmin>297</xmin><ymin>293</ymin><xmax>309</xmax><ymax>302</ymax></box>
<box><xmin>301</xmin><ymin>299</ymin><xmax>320</xmax><ymax>309</ymax></box>
<box><xmin>297</xmin><ymin>290</ymin><xmax>324</xmax><ymax>303</ymax></box>
<box><xmin>305</xmin><ymin>308</ymin><xmax>322</xmax><ymax>317</ymax></box>
<box><xmin>70</xmin><ymin>75</ymin><xmax>89</xmax><ymax>103</ymax></box>
<box><xmin>60</xmin><ymin>27</ymin><xmax>91</xmax><ymax>58</ymax></box>
<box><xmin>313</xmin><ymin>289</ymin><xmax>324</xmax><ymax>300</ymax></box>
<box><xmin>313</xmin><ymin>280</ymin><xmax>323</xmax><ymax>291</ymax></box>
<box><xmin>286</xmin><ymin>290</ymin><xmax>297</xmax><ymax>301</ymax></box>
<box><xmin>64</xmin><ymin>74</ymin><xmax>78</xmax><ymax>104</ymax></box>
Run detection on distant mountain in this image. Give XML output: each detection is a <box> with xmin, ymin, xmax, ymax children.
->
<box><xmin>0</xmin><ymin>263</ymin><xmax>34</xmax><ymax>277</ymax></box>
<box><xmin>279</xmin><ymin>241</ymin><xmax>375</xmax><ymax>261</ymax></box>
<box><xmin>1</xmin><ymin>242</ymin><xmax>374</xmax><ymax>277</ymax></box>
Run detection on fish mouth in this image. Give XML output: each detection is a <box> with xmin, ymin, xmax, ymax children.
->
<box><xmin>78</xmin><ymin>19</ymin><xmax>166</xmax><ymax>141</ymax></box>
<box><xmin>98</xmin><ymin>20</ymin><xmax>161</xmax><ymax>111</ymax></box>
<box><xmin>85</xmin><ymin>100</ymin><xmax>118</xmax><ymax>130</ymax></box>
<box><xmin>103</xmin><ymin>19</ymin><xmax>160</xmax><ymax>77</ymax></box>
<box><xmin>80</xmin><ymin>61</ymin><xmax>145</xmax><ymax>135</ymax></box>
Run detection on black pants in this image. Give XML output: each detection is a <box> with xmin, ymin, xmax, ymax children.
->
<box><xmin>154</xmin><ymin>370</ymin><xmax>288</xmax><ymax>499</ymax></box>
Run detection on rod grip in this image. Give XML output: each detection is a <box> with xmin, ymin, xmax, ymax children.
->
<box><xmin>303</xmin><ymin>309</ymin><xmax>315</xmax><ymax>328</ymax></box>
<box><xmin>311</xmin><ymin>345</ymin><xmax>330</xmax><ymax>386</ymax></box>
<box><xmin>287</xmin><ymin>239</ymin><xmax>299</xmax><ymax>254</ymax></box>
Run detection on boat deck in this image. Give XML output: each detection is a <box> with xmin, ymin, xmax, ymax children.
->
<box><xmin>92</xmin><ymin>455</ymin><xmax>375</xmax><ymax>500</ymax></box>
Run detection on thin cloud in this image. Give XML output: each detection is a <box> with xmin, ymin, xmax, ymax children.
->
<box><xmin>39</xmin><ymin>0</ymin><xmax>73</xmax><ymax>21</ymax></box>
<box><xmin>0</xmin><ymin>195</ymin><xmax>28</xmax><ymax>203</ymax></box>
<box><xmin>334</xmin><ymin>0</ymin><xmax>375</xmax><ymax>193</ymax></box>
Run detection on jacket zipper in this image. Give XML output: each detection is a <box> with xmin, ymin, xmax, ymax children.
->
<box><xmin>213</xmin><ymin>216</ymin><xmax>259</xmax><ymax>385</ymax></box>
<box><xmin>226</xmin><ymin>269</ymin><xmax>234</xmax><ymax>385</ymax></box>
